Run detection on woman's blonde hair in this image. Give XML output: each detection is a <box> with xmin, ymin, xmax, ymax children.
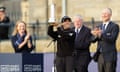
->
<box><xmin>12</xmin><ymin>20</ymin><xmax>27</xmax><ymax>36</ymax></box>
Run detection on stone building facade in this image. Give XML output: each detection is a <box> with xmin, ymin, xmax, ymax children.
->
<box><xmin>21</xmin><ymin>0</ymin><xmax>120</xmax><ymax>23</ymax></box>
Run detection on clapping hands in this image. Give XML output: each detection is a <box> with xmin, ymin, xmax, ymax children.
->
<box><xmin>25</xmin><ymin>34</ymin><xmax>30</xmax><ymax>41</ymax></box>
<box><xmin>91</xmin><ymin>27</ymin><xmax>103</xmax><ymax>38</ymax></box>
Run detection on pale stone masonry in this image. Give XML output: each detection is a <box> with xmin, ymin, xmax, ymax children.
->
<box><xmin>21</xmin><ymin>0</ymin><xmax>120</xmax><ymax>23</ymax></box>
<box><xmin>0</xmin><ymin>35</ymin><xmax>120</xmax><ymax>53</ymax></box>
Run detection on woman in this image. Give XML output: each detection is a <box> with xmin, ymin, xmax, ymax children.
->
<box><xmin>11</xmin><ymin>21</ymin><xmax>34</xmax><ymax>53</ymax></box>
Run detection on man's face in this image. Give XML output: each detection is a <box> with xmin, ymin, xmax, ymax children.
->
<box><xmin>101</xmin><ymin>9</ymin><xmax>111</xmax><ymax>22</ymax></box>
<box><xmin>63</xmin><ymin>20</ymin><xmax>71</xmax><ymax>25</ymax></box>
<box><xmin>74</xmin><ymin>17</ymin><xmax>83</xmax><ymax>28</ymax></box>
<box><xmin>63</xmin><ymin>20</ymin><xmax>71</xmax><ymax>29</ymax></box>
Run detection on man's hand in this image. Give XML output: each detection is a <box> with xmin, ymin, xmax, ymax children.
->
<box><xmin>91</xmin><ymin>27</ymin><xmax>99</xmax><ymax>37</ymax></box>
<box><xmin>50</xmin><ymin>22</ymin><xmax>58</xmax><ymax>27</ymax></box>
<box><xmin>97</xmin><ymin>29</ymin><xmax>102</xmax><ymax>38</ymax></box>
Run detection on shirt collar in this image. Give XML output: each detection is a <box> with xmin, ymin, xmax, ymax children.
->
<box><xmin>75</xmin><ymin>26</ymin><xmax>83</xmax><ymax>33</ymax></box>
<box><xmin>16</xmin><ymin>33</ymin><xmax>26</xmax><ymax>38</ymax></box>
<box><xmin>103</xmin><ymin>21</ymin><xmax>110</xmax><ymax>29</ymax></box>
<box><xmin>103</xmin><ymin>21</ymin><xmax>110</xmax><ymax>25</ymax></box>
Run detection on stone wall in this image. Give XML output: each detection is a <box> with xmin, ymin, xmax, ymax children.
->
<box><xmin>21</xmin><ymin>0</ymin><xmax>120</xmax><ymax>24</ymax></box>
<box><xmin>67</xmin><ymin>0</ymin><xmax>120</xmax><ymax>21</ymax></box>
<box><xmin>0</xmin><ymin>34</ymin><xmax>120</xmax><ymax>53</ymax></box>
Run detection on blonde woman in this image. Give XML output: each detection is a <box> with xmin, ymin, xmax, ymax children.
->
<box><xmin>11</xmin><ymin>21</ymin><xmax>34</xmax><ymax>53</ymax></box>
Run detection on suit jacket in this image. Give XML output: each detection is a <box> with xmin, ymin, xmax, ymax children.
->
<box><xmin>73</xmin><ymin>25</ymin><xmax>92</xmax><ymax>65</ymax></box>
<box><xmin>74</xmin><ymin>25</ymin><xmax>92</xmax><ymax>55</ymax></box>
<box><xmin>94</xmin><ymin>21</ymin><xmax>119</xmax><ymax>62</ymax></box>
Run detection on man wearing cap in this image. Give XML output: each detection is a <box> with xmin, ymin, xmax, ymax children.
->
<box><xmin>48</xmin><ymin>16</ymin><xmax>75</xmax><ymax>72</ymax></box>
<box><xmin>0</xmin><ymin>6</ymin><xmax>10</xmax><ymax>40</ymax></box>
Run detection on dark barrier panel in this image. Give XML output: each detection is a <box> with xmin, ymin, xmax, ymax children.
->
<box><xmin>23</xmin><ymin>53</ymin><xmax>43</xmax><ymax>72</ymax></box>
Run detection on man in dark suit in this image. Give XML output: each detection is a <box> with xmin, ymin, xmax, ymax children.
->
<box><xmin>91</xmin><ymin>8</ymin><xmax>119</xmax><ymax>72</ymax></box>
<box><xmin>73</xmin><ymin>15</ymin><xmax>92</xmax><ymax>72</ymax></box>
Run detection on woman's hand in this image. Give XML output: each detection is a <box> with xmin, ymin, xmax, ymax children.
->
<box><xmin>25</xmin><ymin>34</ymin><xmax>30</xmax><ymax>41</ymax></box>
<box><xmin>25</xmin><ymin>34</ymin><xmax>32</xmax><ymax>48</ymax></box>
<box><xmin>18</xmin><ymin>34</ymin><xmax>30</xmax><ymax>48</ymax></box>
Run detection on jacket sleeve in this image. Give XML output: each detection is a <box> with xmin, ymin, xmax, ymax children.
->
<box><xmin>1</xmin><ymin>16</ymin><xmax>10</xmax><ymax>23</ymax></box>
<box><xmin>47</xmin><ymin>25</ymin><xmax>58</xmax><ymax>40</ymax></box>
<box><xmin>11</xmin><ymin>36</ymin><xmax>22</xmax><ymax>52</ymax></box>
<box><xmin>82</xmin><ymin>29</ymin><xmax>92</xmax><ymax>49</ymax></box>
<box><xmin>76</xmin><ymin>28</ymin><xmax>92</xmax><ymax>49</ymax></box>
<box><xmin>5</xmin><ymin>16</ymin><xmax>10</xmax><ymax>23</ymax></box>
<box><xmin>28</xmin><ymin>36</ymin><xmax>35</xmax><ymax>51</ymax></box>
<box><xmin>90</xmin><ymin>35</ymin><xmax>101</xmax><ymax>43</ymax></box>
<box><xmin>101</xmin><ymin>24</ymin><xmax>119</xmax><ymax>43</ymax></box>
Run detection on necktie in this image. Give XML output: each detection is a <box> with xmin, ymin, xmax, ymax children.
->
<box><xmin>76</xmin><ymin>29</ymin><xmax>79</xmax><ymax>37</ymax></box>
<box><xmin>100</xmin><ymin>24</ymin><xmax>106</xmax><ymax>52</ymax></box>
<box><xmin>75</xmin><ymin>29</ymin><xmax>79</xmax><ymax>49</ymax></box>
<box><xmin>102</xmin><ymin>24</ymin><xmax>106</xmax><ymax>31</ymax></box>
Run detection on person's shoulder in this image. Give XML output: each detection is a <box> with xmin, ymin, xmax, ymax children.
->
<box><xmin>0</xmin><ymin>16</ymin><xmax>10</xmax><ymax>23</ymax></box>
<box><xmin>110</xmin><ymin>21</ymin><xmax>119</xmax><ymax>27</ymax></box>
<box><xmin>71</xmin><ymin>27</ymin><xmax>75</xmax><ymax>30</ymax></box>
<box><xmin>109</xmin><ymin>21</ymin><xmax>119</xmax><ymax>32</ymax></box>
<box><xmin>83</xmin><ymin>25</ymin><xmax>91</xmax><ymax>31</ymax></box>
<box><xmin>4</xmin><ymin>16</ymin><xmax>10</xmax><ymax>23</ymax></box>
<box><xmin>70</xmin><ymin>27</ymin><xmax>75</xmax><ymax>32</ymax></box>
<box><xmin>11</xmin><ymin>35</ymin><xmax>17</xmax><ymax>39</ymax></box>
